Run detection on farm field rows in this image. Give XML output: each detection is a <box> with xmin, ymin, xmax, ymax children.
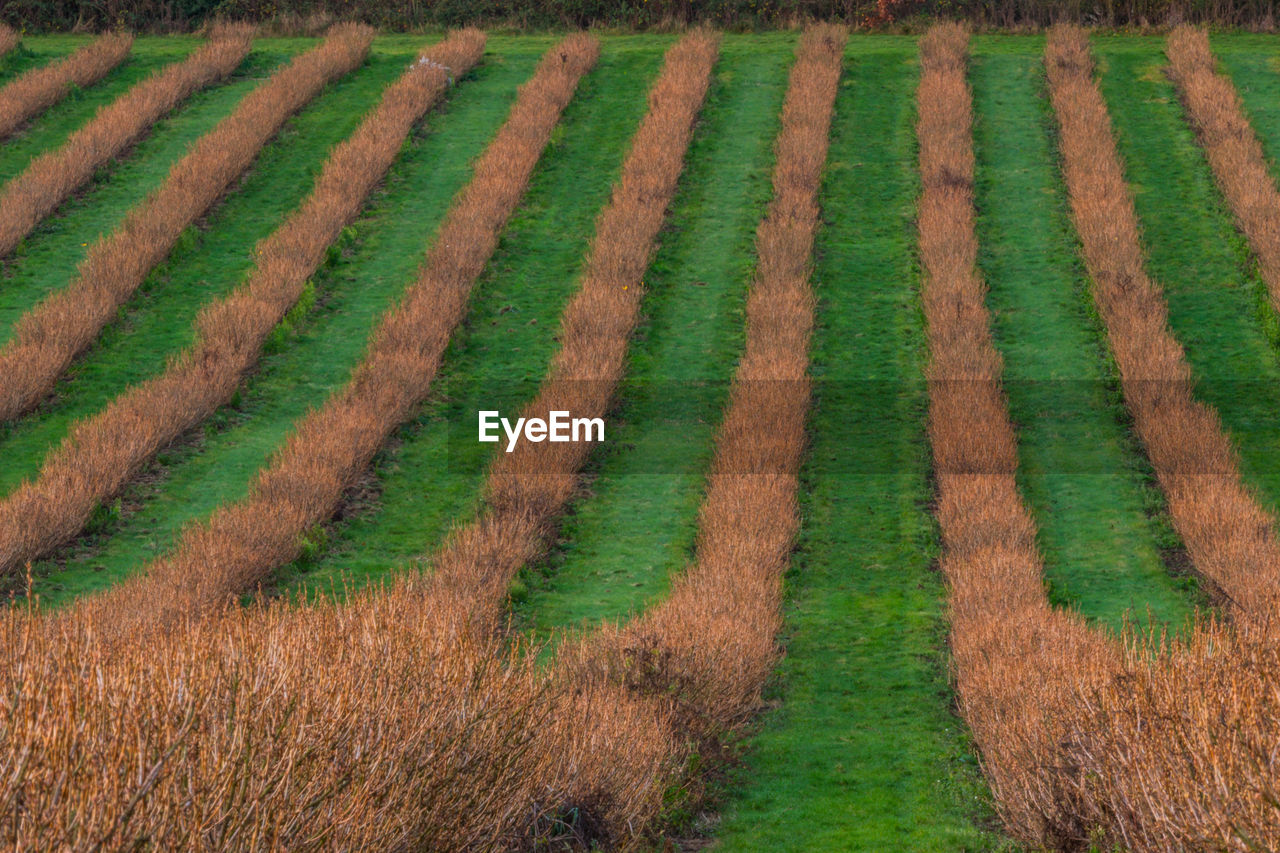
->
<box><xmin>4</xmin><ymin>24</ymin><xmax>1280</xmax><ymax>850</ymax></box>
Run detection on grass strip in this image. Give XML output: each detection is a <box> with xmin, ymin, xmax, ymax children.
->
<box><xmin>84</xmin><ymin>33</ymin><xmax>597</xmax><ymax>633</ymax></box>
<box><xmin>0</xmin><ymin>32</ymin><xmax>131</xmax><ymax>139</ymax></box>
<box><xmin>0</xmin><ymin>25</ymin><xmax>252</xmax><ymax>258</ymax></box>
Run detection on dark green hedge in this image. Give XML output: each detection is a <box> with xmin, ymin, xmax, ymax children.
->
<box><xmin>3</xmin><ymin>0</ymin><xmax>1278</xmax><ymax>35</ymax></box>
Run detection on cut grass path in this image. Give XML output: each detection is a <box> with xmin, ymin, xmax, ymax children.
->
<box><xmin>970</xmin><ymin>38</ymin><xmax>1197</xmax><ymax>631</ymax></box>
<box><xmin>0</xmin><ymin>41</ymin><xmax>401</xmax><ymax>497</ymax></box>
<box><xmin>0</xmin><ymin>44</ymin><xmax>302</xmax><ymax>341</ymax></box>
<box><xmin>276</xmin><ymin>37</ymin><xmax>670</xmax><ymax>594</ymax></box>
<box><xmin>0</xmin><ymin>38</ymin><xmax>197</xmax><ymax>187</ymax></box>
<box><xmin>712</xmin><ymin>38</ymin><xmax>1003</xmax><ymax>852</ymax></box>
<box><xmin>514</xmin><ymin>33</ymin><xmax>793</xmax><ymax>636</ymax></box>
<box><xmin>23</xmin><ymin>38</ymin><xmax>563</xmax><ymax>604</ymax></box>
<box><xmin>1093</xmin><ymin>36</ymin><xmax>1280</xmax><ymax>519</ymax></box>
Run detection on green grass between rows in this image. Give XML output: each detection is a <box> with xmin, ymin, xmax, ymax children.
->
<box><xmin>0</xmin><ymin>37</ymin><xmax>200</xmax><ymax>186</ymax></box>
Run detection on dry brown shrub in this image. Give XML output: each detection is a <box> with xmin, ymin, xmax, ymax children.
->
<box><xmin>0</xmin><ymin>23</ymin><xmax>373</xmax><ymax>425</ymax></box>
<box><xmin>84</xmin><ymin>32</ymin><xmax>597</xmax><ymax>635</ymax></box>
<box><xmin>0</xmin><ymin>32</ymin><xmax>132</xmax><ymax>139</ymax></box>
<box><xmin>0</xmin><ymin>583</ymin><xmax>670</xmax><ymax>849</ymax></box>
<box><xmin>1167</xmin><ymin>26</ymin><xmax>1280</xmax><ymax>315</ymax></box>
<box><xmin>0</xmin><ymin>26</ymin><xmax>18</xmax><ymax>58</ymax></box>
<box><xmin>0</xmin><ymin>25</ymin><xmax>254</xmax><ymax>258</ymax></box>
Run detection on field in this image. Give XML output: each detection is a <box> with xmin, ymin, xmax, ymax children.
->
<box><xmin>2</xmin><ymin>22</ymin><xmax>1280</xmax><ymax>851</ymax></box>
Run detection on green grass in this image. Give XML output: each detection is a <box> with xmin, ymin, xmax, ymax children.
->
<box><xmin>513</xmin><ymin>33</ymin><xmax>793</xmax><ymax>638</ymax></box>
<box><xmin>712</xmin><ymin>38</ymin><xmax>1004</xmax><ymax>852</ymax></box>
<box><xmin>970</xmin><ymin>38</ymin><xmax>1198</xmax><ymax>633</ymax></box>
<box><xmin>0</xmin><ymin>37</ymin><xmax>202</xmax><ymax>186</ymax></box>
<box><xmin>0</xmin><ymin>37</ymin><xmax>79</xmax><ymax>86</ymax></box>
<box><xmin>1093</xmin><ymin>36</ymin><xmax>1280</xmax><ymax>520</ymax></box>
<box><xmin>276</xmin><ymin>37</ymin><xmax>670</xmax><ymax>594</ymax></box>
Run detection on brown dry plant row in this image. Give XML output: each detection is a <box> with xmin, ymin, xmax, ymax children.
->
<box><xmin>0</xmin><ymin>31</ymin><xmax>132</xmax><ymax>139</ymax></box>
<box><xmin>81</xmin><ymin>32</ymin><xmax>599</xmax><ymax>636</ymax></box>
<box><xmin>908</xmin><ymin>22</ymin><xmax>1121</xmax><ymax>848</ymax></box>
<box><xmin>0</xmin><ymin>26</ymin><xmax>17</xmax><ymax>58</ymax></box>
<box><xmin>1047</xmin><ymin>26</ymin><xmax>1280</xmax><ymax>620</ymax></box>
<box><xmin>0</xmin><ymin>24</ymin><xmax>373</xmax><ymax>424</ymax></box>
<box><xmin>0</xmin><ymin>29</ymin><xmax>482</xmax><ymax>581</ymax></box>
<box><xmin>0</xmin><ymin>586</ymin><xmax>666</xmax><ymax>849</ymax></box>
<box><xmin>562</xmin><ymin>21</ymin><xmax>847</xmax><ymax>753</ymax></box>
<box><xmin>0</xmin><ymin>31</ymin><xmax>718</xmax><ymax>850</ymax></box>
<box><xmin>0</xmin><ymin>25</ymin><xmax>254</xmax><ymax>258</ymax></box>
<box><xmin>1167</xmin><ymin>26</ymin><xmax>1280</xmax><ymax>314</ymax></box>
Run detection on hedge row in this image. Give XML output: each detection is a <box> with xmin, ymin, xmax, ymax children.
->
<box><xmin>5</xmin><ymin>0</ymin><xmax>1280</xmax><ymax>33</ymax></box>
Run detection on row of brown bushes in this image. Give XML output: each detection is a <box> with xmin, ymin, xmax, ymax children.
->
<box><xmin>0</xmin><ymin>25</ymin><xmax>17</xmax><ymax>57</ymax></box>
<box><xmin>0</xmin><ymin>24</ymin><xmax>370</xmax><ymax>426</ymax></box>
<box><xmin>0</xmin><ymin>31</ymin><xmax>718</xmax><ymax>849</ymax></box>
<box><xmin>0</xmin><ymin>24</ymin><xmax>252</xmax><ymax>259</ymax></box>
<box><xmin>0</xmin><ymin>25</ymin><xmax>378</xmax><ymax>578</ymax></box>
<box><xmin>918</xmin><ymin>24</ymin><xmax>1280</xmax><ymax>851</ymax></box>
<box><xmin>0</xmin><ymin>32</ymin><xmax>131</xmax><ymax>139</ymax></box>
<box><xmin>86</xmin><ymin>31</ymin><xmax>596</xmax><ymax>636</ymax></box>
